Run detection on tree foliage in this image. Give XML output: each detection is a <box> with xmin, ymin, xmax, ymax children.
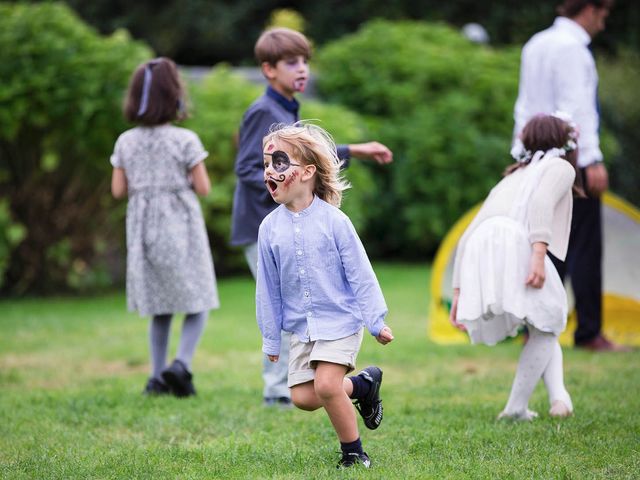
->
<box><xmin>316</xmin><ymin>20</ymin><xmax>522</xmax><ymax>257</ymax></box>
<box><xmin>57</xmin><ymin>0</ymin><xmax>640</xmax><ymax>65</ymax></box>
<box><xmin>0</xmin><ymin>2</ymin><xmax>151</xmax><ymax>293</ymax></box>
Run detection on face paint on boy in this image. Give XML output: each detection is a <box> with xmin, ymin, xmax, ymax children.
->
<box><xmin>282</xmin><ymin>169</ymin><xmax>300</xmax><ymax>188</ymax></box>
<box><xmin>283</xmin><ymin>57</ymin><xmax>308</xmax><ymax>93</ymax></box>
<box><xmin>294</xmin><ymin>79</ymin><xmax>306</xmax><ymax>93</ymax></box>
<box><xmin>265</xmin><ymin>150</ymin><xmax>301</xmax><ymax>175</ymax></box>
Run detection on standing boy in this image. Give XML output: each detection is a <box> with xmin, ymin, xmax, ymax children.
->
<box><xmin>231</xmin><ymin>27</ymin><xmax>393</xmax><ymax>406</ymax></box>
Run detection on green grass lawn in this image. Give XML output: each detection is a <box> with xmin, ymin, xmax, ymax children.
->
<box><xmin>1</xmin><ymin>263</ymin><xmax>638</xmax><ymax>479</ymax></box>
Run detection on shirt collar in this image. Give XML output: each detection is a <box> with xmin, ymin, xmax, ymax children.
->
<box><xmin>266</xmin><ymin>86</ymin><xmax>300</xmax><ymax>117</ymax></box>
<box><xmin>283</xmin><ymin>195</ymin><xmax>321</xmax><ymax>218</ymax></box>
<box><xmin>553</xmin><ymin>17</ymin><xmax>591</xmax><ymax>46</ymax></box>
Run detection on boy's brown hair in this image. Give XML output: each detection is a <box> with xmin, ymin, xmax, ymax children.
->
<box><xmin>124</xmin><ymin>57</ymin><xmax>186</xmax><ymax>126</ymax></box>
<box><xmin>254</xmin><ymin>27</ymin><xmax>312</xmax><ymax>66</ymax></box>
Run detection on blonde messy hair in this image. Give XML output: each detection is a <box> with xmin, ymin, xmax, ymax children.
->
<box><xmin>263</xmin><ymin>122</ymin><xmax>351</xmax><ymax>207</ymax></box>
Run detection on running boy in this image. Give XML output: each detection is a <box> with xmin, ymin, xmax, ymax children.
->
<box><xmin>256</xmin><ymin>123</ymin><xmax>394</xmax><ymax>468</ymax></box>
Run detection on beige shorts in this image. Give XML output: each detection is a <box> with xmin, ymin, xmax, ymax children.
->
<box><xmin>287</xmin><ymin>328</ymin><xmax>364</xmax><ymax>388</ymax></box>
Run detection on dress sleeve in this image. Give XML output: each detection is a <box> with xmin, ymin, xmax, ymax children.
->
<box><xmin>110</xmin><ymin>136</ymin><xmax>124</xmax><ymax>168</ymax></box>
<box><xmin>184</xmin><ymin>131</ymin><xmax>209</xmax><ymax>169</ymax></box>
<box><xmin>527</xmin><ymin>159</ymin><xmax>575</xmax><ymax>245</ymax></box>
<box><xmin>256</xmin><ymin>219</ymin><xmax>283</xmax><ymax>356</ymax></box>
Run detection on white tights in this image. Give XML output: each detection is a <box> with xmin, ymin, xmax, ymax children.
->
<box><xmin>502</xmin><ymin>326</ymin><xmax>572</xmax><ymax>418</ymax></box>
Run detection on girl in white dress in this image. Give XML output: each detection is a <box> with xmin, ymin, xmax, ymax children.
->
<box><xmin>450</xmin><ymin>113</ymin><xmax>583</xmax><ymax>420</ymax></box>
<box><xmin>110</xmin><ymin>58</ymin><xmax>219</xmax><ymax>397</ymax></box>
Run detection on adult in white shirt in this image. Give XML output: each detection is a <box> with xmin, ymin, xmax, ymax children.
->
<box><xmin>513</xmin><ymin>0</ymin><xmax>627</xmax><ymax>352</ymax></box>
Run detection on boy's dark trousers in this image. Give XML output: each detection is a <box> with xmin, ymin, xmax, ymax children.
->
<box><xmin>549</xmin><ymin>175</ymin><xmax>603</xmax><ymax>345</ymax></box>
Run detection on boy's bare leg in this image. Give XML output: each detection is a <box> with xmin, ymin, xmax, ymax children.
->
<box><xmin>314</xmin><ymin>362</ymin><xmax>359</xmax><ymax>442</ymax></box>
<box><xmin>291</xmin><ymin>373</ymin><xmax>355</xmax><ymax>411</ymax></box>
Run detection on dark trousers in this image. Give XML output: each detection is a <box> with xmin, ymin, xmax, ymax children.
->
<box><xmin>549</xmin><ymin>181</ymin><xmax>603</xmax><ymax>345</ymax></box>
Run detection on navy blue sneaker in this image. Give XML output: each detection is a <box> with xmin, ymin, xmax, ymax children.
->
<box><xmin>353</xmin><ymin>366</ymin><xmax>383</xmax><ymax>430</ymax></box>
<box><xmin>337</xmin><ymin>451</ymin><xmax>371</xmax><ymax>469</ymax></box>
<box><xmin>161</xmin><ymin>359</ymin><xmax>196</xmax><ymax>397</ymax></box>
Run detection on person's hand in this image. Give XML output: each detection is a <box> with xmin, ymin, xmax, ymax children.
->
<box><xmin>349</xmin><ymin>142</ymin><xmax>393</xmax><ymax>165</ymax></box>
<box><xmin>585</xmin><ymin>162</ymin><xmax>608</xmax><ymax>196</ymax></box>
<box><xmin>449</xmin><ymin>288</ymin><xmax>467</xmax><ymax>331</ymax></box>
<box><xmin>376</xmin><ymin>326</ymin><xmax>394</xmax><ymax>345</ymax></box>
<box><xmin>267</xmin><ymin>354</ymin><xmax>279</xmax><ymax>362</ymax></box>
<box><xmin>525</xmin><ymin>242</ymin><xmax>547</xmax><ymax>289</ymax></box>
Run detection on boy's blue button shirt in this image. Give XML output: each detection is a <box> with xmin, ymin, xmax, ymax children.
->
<box><xmin>256</xmin><ymin>196</ymin><xmax>387</xmax><ymax>356</ymax></box>
<box><xmin>231</xmin><ymin>87</ymin><xmax>351</xmax><ymax>246</ymax></box>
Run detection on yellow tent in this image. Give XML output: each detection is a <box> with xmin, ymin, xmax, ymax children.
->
<box><xmin>428</xmin><ymin>192</ymin><xmax>640</xmax><ymax>346</ymax></box>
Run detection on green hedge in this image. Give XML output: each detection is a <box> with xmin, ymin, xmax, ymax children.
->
<box><xmin>599</xmin><ymin>50</ymin><xmax>640</xmax><ymax>207</ymax></box>
<box><xmin>316</xmin><ymin>20</ymin><xmax>521</xmax><ymax>256</ymax></box>
<box><xmin>0</xmin><ymin>2</ymin><xmax>150</xmax><ymax>293</ymax></box>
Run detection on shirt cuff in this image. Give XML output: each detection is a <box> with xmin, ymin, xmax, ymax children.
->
<box><xmin>337</xmin><ymin>145</ymin><xmax>351</xmax><ymax>161</ymax></box>
<box><xmin>262</xmin><ymin>337</ymin><xmax>281</xmax><ymax>357</ymax></box>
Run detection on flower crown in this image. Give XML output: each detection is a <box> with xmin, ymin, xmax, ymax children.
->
<box><xmin>510</xmin><ymin>111</ymin><xmax>579</xmax><ymax>164</ymax></box>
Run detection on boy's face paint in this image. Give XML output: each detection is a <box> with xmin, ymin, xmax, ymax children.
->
<box><xmin>271</xmin><ymin>55</ymin><xmax>308</xmax><ymax>97</ymax></box>
<box><xmin>263</xmin><ymin>145</ymin><xmax>303</xmax><ymax>201</ymax></box>
<box><xmin>294</xmin><ymin>78</ymin><xmax>306</xmax><ymax>93</ymax></box>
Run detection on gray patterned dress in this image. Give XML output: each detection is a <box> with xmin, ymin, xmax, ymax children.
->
<box><xmin>110</xmin><ymin>125</ymin><xmax>219</xmax><ymax>316</ymax></box>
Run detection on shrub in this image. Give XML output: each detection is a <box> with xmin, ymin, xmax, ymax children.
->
<box><xmin>316</xmin><ymin>20</ymin><xmax>522</xmax><ymax>256</ymax></box>
<box><xmin>0</xmin><ymin>2</ymin><xmax>151</xmax><ymax>293</ymax></box>
<box><xmin>599</xmin><ymin>50</ymin><xmax>640</xmax><ymax>207</ymax></box>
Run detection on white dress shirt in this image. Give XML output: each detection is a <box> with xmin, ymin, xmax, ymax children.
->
<box><xmin>513</xmin><ymin>17</ymin><xmax>602</xmax><ymax>168</ymax></box>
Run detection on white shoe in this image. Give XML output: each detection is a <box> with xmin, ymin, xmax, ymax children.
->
<box><xmin>497</xmin><ymin>409</ymin><xmax>539</xmax><ymax>421</ymax></box>
<box><xmin>549</xmin><ymin>400</ymin><xmax>573</xmax><ymax>418</ymax></box>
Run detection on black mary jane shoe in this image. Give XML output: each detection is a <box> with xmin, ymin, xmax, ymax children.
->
<box><xmin>143</xmin><ymin>377</ymin><xmax>170</xmax><ymax>396</ymax></box>
<box><xmin>161</xmin><ymin>359</ymin><xmax>196</xmax><ymax>397</ymax></box>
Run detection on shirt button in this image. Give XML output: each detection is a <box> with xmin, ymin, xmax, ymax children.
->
<box><xmin>306</xmin><ymin>311</ymin><xmax>312</xmax><ymax>318</ymax></box>
<box><xmin>299</xmin><ymin>268</ymin><xmax>305</xmax><ymax>275</ymax></box>
<box><xmin>295</xmin><ymin>227</ymin><xmax>301</xmax><ymax>233</ymax></box>
<box><xmin>296</xmin><ymin>249</ymin><xmax>303</xmax><ymax>256</ymax></box>
<box><xmin>294</xmin><ymin>213</ymin><xmax>300</xmax><ymax>217</ymax></box>
<box><xmin>304</xmin><ymin>290</ymin><xmax>310</xmax><ymax>297</ymax></box>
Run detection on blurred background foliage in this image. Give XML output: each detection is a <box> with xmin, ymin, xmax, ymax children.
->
<box><xmin>0</xmin><ymin>1</ymin><xmax>638</xmax><ymax>294</ymax></box>
<box><xmin>43</xmin><ymin>0</ymin><xmax>640</xmax><ymax>65</ymax></box>
<box><xmin>0</xmin><ymin>3</ymin><xmax>150</xmax><ymax>293</ymax></box>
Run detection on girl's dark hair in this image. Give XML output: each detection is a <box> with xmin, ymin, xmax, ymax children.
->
<box><xmin>506</xmin><ymin>114</ymin><xmax>585</xmax><ymax>197</ymax></box>
<box><xmin>557</xmin><ymin>0</ymin><xmax>614</xmax><ymax>18</ymax></box>
<box><xmin>124</xmin><ymin>57</ymin><xmax>186</xmax><ymax>125</ymax></box>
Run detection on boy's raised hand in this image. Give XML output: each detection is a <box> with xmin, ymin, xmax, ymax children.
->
<box><xmin>349</xmin><ymin>142</ymin><xmax>393</xmax><ymax>165</ymax></box>
<box><xmin>376</xmin><ymin>326</ymin><xmax>394</xmax><ymax>345</ymax></box>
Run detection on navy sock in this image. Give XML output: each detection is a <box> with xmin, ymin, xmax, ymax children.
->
<box><xmin>340</xmin><ymin>437</ymin><xmax>363</xmax><ymax>455</ymax></box>
<box><xmin>349</xmin><ymin>374</ymin><xmax>371</xmax><ymax>400</ymax></box>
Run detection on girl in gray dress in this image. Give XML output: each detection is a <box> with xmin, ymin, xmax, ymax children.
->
<box><xmin>110</xmin><ymin>57</ymin><xmax>219</xmax><ymax>397</ymax></box>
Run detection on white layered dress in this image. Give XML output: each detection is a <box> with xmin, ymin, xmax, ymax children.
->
<box><xmin>453</xmin><ymin>153</ymin><xmax>575</xmax><ymax>345</ymax></box>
